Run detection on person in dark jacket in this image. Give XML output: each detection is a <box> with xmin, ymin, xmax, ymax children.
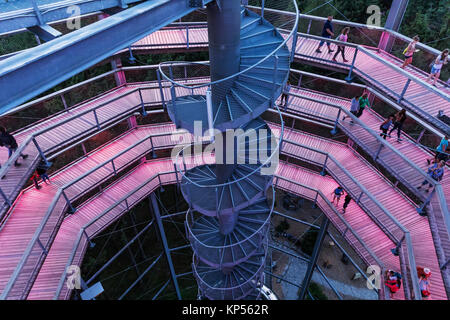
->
<box><xmin>342</xmin><ymin>194</ymin><xmax>352</xmax><ymax>213</ymax></box>
<box><xmin>0</xmin><ymin>126</ymin><xmax>28</xmax><ymax>167</ymax></box>
<box><xmin>388</xmin><ymin>109</ymin><xmax>407</xmax><ymax>142</ymax></box>
<box><xmin>315</xmin><ymin>16</ymin><xmax>335</xmax><ymax>54</ymax></box>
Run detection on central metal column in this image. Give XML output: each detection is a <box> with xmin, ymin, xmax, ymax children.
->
<box><xmin>207</xmin><ymin>0</ymin><xmax>241</xmax><ymax>187</ymax></box>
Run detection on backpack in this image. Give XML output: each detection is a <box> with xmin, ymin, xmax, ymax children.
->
<box><xmin>394</xmin><ymin>272</ymin><xmax>402</xmax><ymax>288</ymax></box>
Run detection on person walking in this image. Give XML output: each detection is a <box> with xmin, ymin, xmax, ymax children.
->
<box><xmin>427</xmin><ymin>135</ymin><xmax>448</xmax><ymax>165</ymax></box>
<box><xmin>36</xmin><ymin>161</ymin><xmax>51</xmax><ymax>185</ymax></box>
<box><xmin>342</xmin><ymin>194</ymin><xmax>352</xmax><ymax>213</ymax></box>
<box><xmin>427</xmin><ymin>49</ymin><xmax>449</xmax><ymax>87</ymax></box>
<box><xmin>0</xmin><ymin>126</ymin><xmax>28</xmax><ymax>167</ymax></box>
<box><xmin>385</xmin><ymin>270</ymin><xmax>402</xmax><ymax>298</ymax></box>
<box><xmin>401</xmin><ymin>35</ymin><xmax>420</xmax><ymax>69</ymax></box>
<box><xmin>331</xmin><ymin>186</ymin><xmax>344</xmax><ymax>205</ymax></box>
<box><xmin>418</xmin><ymin>160</ymin><xmax>445</xmax><ymax>193</ymax></box>
<box><xmin>342</xmin><ymin>96</ymin><xmax>360</xmax><ymax>124</ymax></box>
<box><xmin>315</xmin><ymin>16</ymin><xmax>334</xmax><ymax>54</ymax></box>
<box><xmin>280</xmin><ymin>80</ymin><xmax>291</xmax><ymax>108</ymax></box>
<box><xmin>379</xmin><ymin>115</ymin><xmax>395</xmax><ymax>140</ymax></box>
<box><xmin>356</xmin><ymin>93</ymin><xmax>371</xmax><ymax>118</ymax></box>
<box><xmin>388</xmin><ymin>109</ymin><xmax>407</xmax><ymax>142</ymax></box>
<box><xmin>332</xmin><ymin>27</ymin><xmax>350</xmax><ymax>63</ymax></box>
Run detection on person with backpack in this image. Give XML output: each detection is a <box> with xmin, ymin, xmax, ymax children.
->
<box><xmin>331</xmin><ymin>186</ymin><xmax>344</xmax><ymax>205</ymax></box>
<box><xmin>379</xmin><ymin>115</ymin><xmax>395</xmax><ymax>140</ymax></box>
<box><xmin>401</xmin><ymin>36</ymin><xmax>420</xmax><ymax>69</ymax></box>
<box><xmin>0</xmin><ymin>126</ymin><xmax>28</xmax><ymax>167</ymax></box>
<box><xmin>315</xmin><ymin>16</ymin><xmax>335</xmax><ymax>54</ymax></box>
<box><xmin>418</xmin><ymin>160</ymin><xmax>445</xmax><ymax>193</ymax></box>
<box><xmin>342</xmin><ymin>96</ymin><xmax>360</xmax><ymax>124</ymax></box>
<box><xmin>388</xmin><ymin>109</ymin><xmax>407</xmax><ymax>142</ymax></box>
<box><xmin>427</xmin><ymin>49</ymin><xmax>448</xmax><ymax>87</ymax></box>
<box><xmin>332</xmin><ymin>27</ymin><xmax>350</xmax><ymax>63</ymax></box>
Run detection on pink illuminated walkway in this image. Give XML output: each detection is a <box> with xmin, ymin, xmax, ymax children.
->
<box><xmin>285</xmin><ymin>87</ymin><xmax>450</xmax><ymax>279</ymax></box>
<box><xmin>2</xmin><ymin>121</ymin><xmax>443</xmax><ymax>299</ymax></box>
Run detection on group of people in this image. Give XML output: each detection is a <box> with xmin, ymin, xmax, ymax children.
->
<box><xmin>315</xmin><ymin>17</ymin><xmax>449</xmax><ymax>86</ymax></box>
<box><xmin>342</xmin><ymin>93</ymin><xmax>371</xmax><ymax>123</ymax></box>
<box><xmin>331</xmin><ymin>186</ymin><xmax>352</xmax><ymax>214</ymax></box>
<box><xmin>0</xmin><ymin>126</ymin><xmax>50</xmax><ymax>188</ymax></box>
<box><xmin>385</xmin><ymin>266</ymin><xmax>432</xmax><ymax>299</ymax></box>
<box><xmin>378</xmin><ymin>109</ymin><xmax>407</xmax><ymax>142</ymax></box>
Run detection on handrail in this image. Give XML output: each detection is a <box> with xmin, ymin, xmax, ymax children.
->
<box><xmin>157</xmin><ymin>1</ymin><xmax>299</xmax><ymax>91</ymax></box>
<box><xmin>277</xmin><ymin>138</ymin><xmax>421</xmax><ymax>299</ymax></box>
<box><xmin>53</xmin><ymin>168</ymin><xmax>179</xmax><ymax>299</ymax></box>
<box><xmin>0</xmin><ymin>128</ymin><xmax>189</xmax><ymax>299</ymax></box>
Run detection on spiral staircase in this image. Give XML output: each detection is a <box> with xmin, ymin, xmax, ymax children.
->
<box><xmin>161</xmin><ymin>2</ymin><xmax>295</xmax><ymax>300</ymax></box>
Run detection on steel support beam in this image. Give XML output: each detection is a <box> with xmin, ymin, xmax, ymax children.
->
<box><xmin>27</xmin><ymin>24</ymin><xmax>62</xmax><ymax>42</ymax></box>
<box><xmin>297</xmin><ymin>217</ymin><xmax>329</xmax><ymax>300</ymax></box>
<box><xmin>0</xmin><ymin>0</ymin><xmax>214</xmax><ymax>115</ymax></box>
<box><xmin>0</xmin><ymin>0</ymin><xmax>143</xmax><ymax>34</ymax></box>
<box><xmin>378</xmin><ymin>0</ymin><xmax>409</xmax><ymax>52</ymax></box>
<box><xmin>149</xmin><ymin>193</ymin><xmax>182</xmax><ymax>300</ymax></box>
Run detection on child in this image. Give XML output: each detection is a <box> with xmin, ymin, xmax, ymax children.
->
<box><xmin>380</xmin><ymin>115</ymin><xmax>395</xmax><ymax>140</ymax></box>
<box><xmin>332</xmin><ymin>27</ymin><xmax>350</xmax><ymax>63</ymax></box>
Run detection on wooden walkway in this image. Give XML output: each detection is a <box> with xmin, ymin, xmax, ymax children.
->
<box><xmin>129</xmin><ymin>26</ymin><xmax>450</xmax><ymax>134</ymax></box>
<box><xmin>0</xmin><ymin>79</ymin><xmax>206</xmax><ymax>220</ymax></box>
<box><xmin>1</xmin><ymin>120</ymin><xmax>443</xmax><ymax>299</ymax></box>
<box><xmin>271</xmin><ymin>124</ymin><xmax>447</xmax><ymax>300</ymax></box>
<box><xmin>284</xmin><ymin>87</ymin><xmax>450</xmax><ymax>292</ymax></box>
<box><xmin>26</xmin><ymin>154</ymin><xmax>398</xmax><ymax>300</ymax></box>
<box><xmin>0</xmin><ymin>124</ymin><xmax>184</xmax><ymax>299</ymax></box>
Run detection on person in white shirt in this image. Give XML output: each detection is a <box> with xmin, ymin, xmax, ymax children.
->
<box><xmin>427</xmin><ymin>49</ymin><xmax>448</xmax><ymax>87</ymax></box>
<box><xmin>342</xmin><ymin>96</ymin><xmax>360</xmax><ymax>124</ymax></box>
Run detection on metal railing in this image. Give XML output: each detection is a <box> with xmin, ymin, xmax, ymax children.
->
<box><xmin>0</xmin><ymin>127</ymin><xmax>194</xmax><ymax>299</ymax></box>
<box><xmin>273</xmin><ymin>175</ymin><xmax>385</xmax><ymax>299</ymax></box>
<box><xmin>278</xmin><ymin>137</ymin><xmax>421</xmax><ymax>299</ymax></box>
<box><xmin>0</xmin><ymin>75</ymin><xmax>208</xmax><ymax>219</ymax></box>
<box><xmin>53</xmin><ymin>168</ymin><xmax>180</xmax><ymax>300</ymax></box>
<box><xmin>282</xmin><ymin>89</ymin><xmax>450</xmax><ymax>251</ymax></box>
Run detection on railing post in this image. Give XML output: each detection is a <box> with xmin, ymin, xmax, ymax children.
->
<box><xmin>312</xmin><ymin>191</ymin><xmax>318</xmax><ymax>208</ymax></box>
<box><xmin>111</xmin><ymin>160</ymin><xmax>117</xmax><ymax>175</ymax></box>
<box><xmin>138</xmin><ymin>88</ymin><xmax>147</xmax><ymax>116</ymax></box>
<box><xmin>150</xmin><ymin>136</ymin><xmax>156</xmax><ymax>158</ymax></box>
<box><xmin>60</xmin><ymin>93</ymin><xmax>69</xmax><ymax>111</ymax></box>
<box><xmin>356</xmin><ymin>191</ymin><xmax>363</xmax><ymax>204</ymax></box>
<box><xmin>272</xmin><ymin>55</ymin><xmax>279</xmax><ymax>107</ymax></box>
<box><xmin>415</xmin><ymin>128</ymin><xmax>426</xmax><ymax>144</ymax></box>
<box><xmin>62</xmin><ymin>190</ymin><xmax>76</xmax><ymax>214</ymax></box>
<box><xmin>398</xmin><ymin>79</ymin><xmax>411</xmax><ymax>103</ymax></box>
<box><xmin>37</xmin><ymin>238</ymin><xmax>48</xmax><ymax>256</ymax></box>
<box><xmin>93</xmin><ymin>109</ymin><xmax>101</xmax><ymax>130</ymax></box>
<box><xmin>0</xmin><ymin>188</ymin><xmax>12</xmax><ymax>207</ymax></box>
<box><xmin>156</xmin><ymin>69</ymin><xmax>166</xmax><ymax>110</ymax></box>
<box><xmin>345</xmin><ymin>47</ymin><xmax>358</xmax><ymax>83</ymax></box>
<box><xmin>32</xmin><ymin>137</ymin><xmax>50</xmax><ymax>166</ymax></box>
<box><xmin>306</xmin><ymin>19</ymin><xmax>312</xmax><ymax>34</ymax></box>
<box><xmin>374</xmin><ymin>142</ymin><xmax>383</xmax><ymax>160</ymax></box>
<box><xmin>206</xmin><ymin>86</ymin><xmax>214</xmax><ymax>142</ymax></box>
<box><xmin>416</xmin><ymin>187</ymin><xmax>435</xmax><ymax>216</ymax></box>
<box><xmin>261</xmin><ymin>0</ymin><xmax>265</xmax><ymax>19</ymax></box>
<box><xmin>320</xmin><ymin>155</ymin><xmax>328</xmax><ymax>176</ymax></box>
<box><xmin>290</xmin><ymin>33</ymin><xmax>298</xmax><ymax>63</ymax></box>
<box><xmin>330</xmin><ymin>109</ymin><xmax>341</xmax><ymax>135</ymax></box>
<box><xmin>186</xmin><ymin>25</ymin><xmax>190</xmax><ymax>49</ymax></box>
<box><xmin>83</xmin><ymin>229</ymin><xmax>96</xmax><ymax>248</ymax></box>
